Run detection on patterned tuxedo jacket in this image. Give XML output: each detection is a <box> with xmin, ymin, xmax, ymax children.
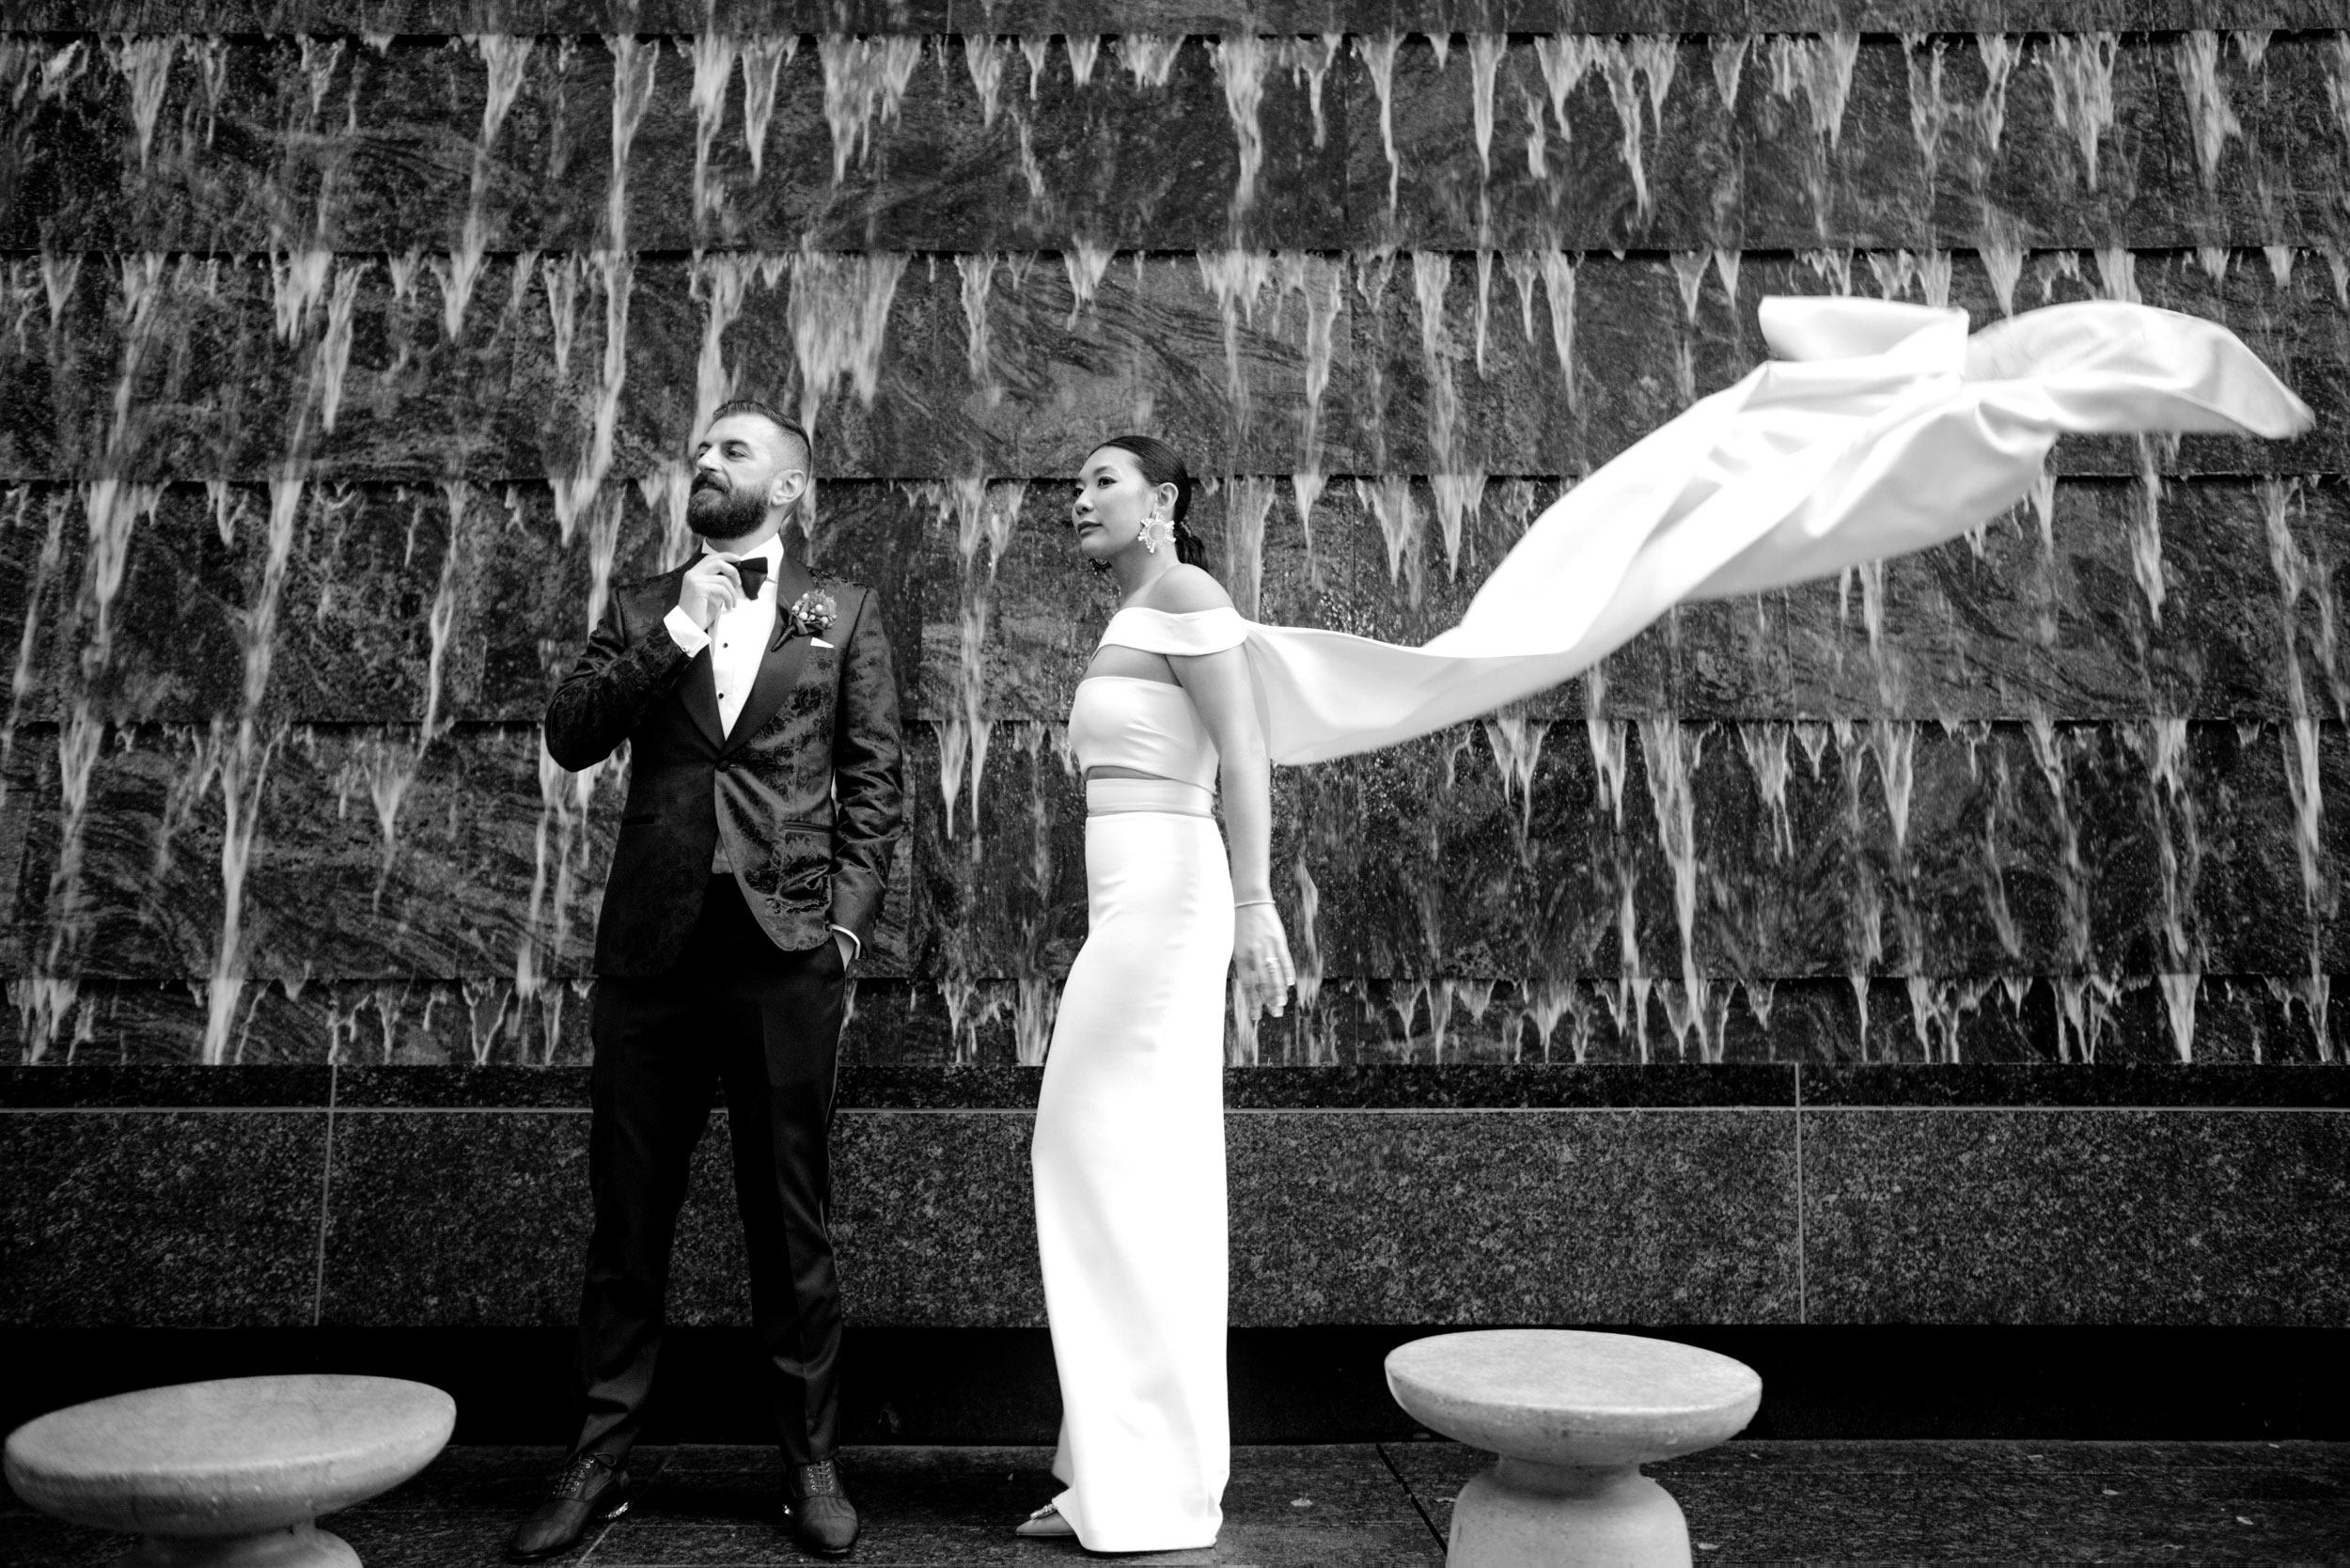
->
<box><xmin>543</xmin><ymin>556</ymin><xmax>903</xmax><ymax>979</ymax></box>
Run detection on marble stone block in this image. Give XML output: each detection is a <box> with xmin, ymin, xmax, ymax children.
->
<box><xmin>299</xmin><ymin>1104</ymin><xmax>1806</xmax><ymax>1328</ymax></box>
<box><xmin>0</xmin><ymin>1110</ymin><xmax>328</xmax><ymax>1327</ymax></box>
<box><xmin>1226</xmin><ymin>1108</ymin><xmax>1800</xmax><ymax>1325</ymax></box>
<box><xmin>1803</xmin><ymin>1107</ymin><xmax>2350</xmax><ymax>1325</ymax></box>
<box><xmin>318</xmin><ymin>1107</ymin><xmax>751</xmax><ymax>1327</ymax></box>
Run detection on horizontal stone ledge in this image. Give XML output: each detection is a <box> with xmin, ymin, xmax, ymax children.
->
<box><xmin>9</xmin><ymin>1060</ymin><xmax>2349</xmax><ymax>1111</ymax></box>
<box><xmin>1796</xmin><ymin>1062</ymin><xmax>2350</xmax><ymax>1108</ymax></box>
<box><xmin>0</xmin><ymin>1064</ymin><xmax>338</xmax><ymax>1107</ymax></box>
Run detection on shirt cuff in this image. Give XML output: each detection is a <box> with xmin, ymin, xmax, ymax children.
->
<box><xmin>663</xmin><ymin>604</ymin><xmax>710</xmax><ymax>655</ymax></box>
<box><xmin>825</xmin><ymin>923</ymin><xmax>862</xmax><ymax>962</ymax></box>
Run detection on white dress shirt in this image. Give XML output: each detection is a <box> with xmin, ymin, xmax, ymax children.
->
<box><xmin>662</xmin><ymin>534</ymin><xmax>782</xmax><ymax>734</ymax></box>
<box><xmin>660</xmin><ymin>535</ymin><xmax>860</xmax><ymax>961</ymax></box>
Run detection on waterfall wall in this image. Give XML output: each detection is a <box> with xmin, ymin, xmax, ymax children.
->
<box><xmin>3</xmin><ymin>8</ymin><xmax>2345</xmax><ymax>1342</ymax></box>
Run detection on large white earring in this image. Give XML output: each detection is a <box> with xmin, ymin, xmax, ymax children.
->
<box><xmin>1140</xmin><ymin>512</ymin><xmax>1163</xmax><ymax>554</ymax></box>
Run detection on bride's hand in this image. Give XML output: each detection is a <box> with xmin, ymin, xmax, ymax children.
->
<box><xmin>1233</xmin><ymin>903</ymin><xmax>1295</xmax><ymax>1018</ymax></box>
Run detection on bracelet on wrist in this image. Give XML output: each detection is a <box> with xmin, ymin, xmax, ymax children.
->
<box><xmin>1234</xmin><ymin>898</ymin><xmax>1275</xmax><ymax>910</ymax></box>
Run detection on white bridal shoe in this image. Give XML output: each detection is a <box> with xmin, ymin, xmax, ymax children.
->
<box><xmin>1015</xmin><ymin>1501</ymin><xmax>1076</xmax><ymax>1538</ymax></box>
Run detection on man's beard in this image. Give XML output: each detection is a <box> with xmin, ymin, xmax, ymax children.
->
<box><xmin>686</xmin><ymin>478</ymin><xmax>768</xmax><ymax>541</ymax></box>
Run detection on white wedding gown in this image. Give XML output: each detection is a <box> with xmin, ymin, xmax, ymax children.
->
<box><xmin>1039</xmin><ymin>638</ymin><xmax>1243</xmax><ymax>1552</ymax></box>
<box><xmin>1030</xmin><ymin>297</ymin><xmax>2309</xmax><ymax>1552</ymax></box>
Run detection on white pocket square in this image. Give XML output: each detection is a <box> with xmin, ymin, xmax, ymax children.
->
<box><xmin>811</xmin><ymin>638</ymin><xmax>834</xmax><ymax>649</ymax></box>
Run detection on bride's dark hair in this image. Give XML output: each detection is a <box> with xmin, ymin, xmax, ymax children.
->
<box><xmin>1094</xmin><ymin>433</ymin><xmax>1211</xmax><ymax>572</ymax></box>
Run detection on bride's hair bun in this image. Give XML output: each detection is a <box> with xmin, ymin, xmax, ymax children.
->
<box><xmin>1095</xmin><ymin>433</ymin><xmax>1212</xmax><ymax>572</ymax></box>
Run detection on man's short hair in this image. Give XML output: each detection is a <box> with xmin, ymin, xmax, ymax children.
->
<box><xmin>707</xmin><ymin>398</ymin><xmax>812</xmax><ymax>474</ymax></box>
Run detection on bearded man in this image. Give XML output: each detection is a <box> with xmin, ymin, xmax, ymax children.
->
<box><xmin>509</xmin><ymin>400</ymin><xmax>902</xmax><ymax>1562</ymax></box>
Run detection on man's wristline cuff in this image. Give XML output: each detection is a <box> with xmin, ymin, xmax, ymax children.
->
<box><xmin>663</xmin><ymin>604</ymin><xmax>710</xmax><ymax>655</ymax></box>
<box><xmin>825</xmin><ymin>923</ymin><xmax>862</xmax><ymax>961</ymax></box>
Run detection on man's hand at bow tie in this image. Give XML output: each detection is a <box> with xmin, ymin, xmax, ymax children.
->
<box><xmin>679</xmin><ymin>554</ymin><xmax>762</xmax><ymax>630</ymax></box>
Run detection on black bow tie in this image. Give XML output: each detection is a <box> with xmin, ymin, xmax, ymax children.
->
<box><xmin>728</xmin><ymin>557</ymin><xmax>769</xmax><ymax>599</ymax></box>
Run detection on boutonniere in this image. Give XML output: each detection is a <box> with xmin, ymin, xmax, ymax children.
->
<box><xmin>788</xmin><ymin>588</ymin><xmax>838</xmax><ymax>638</ymax></box>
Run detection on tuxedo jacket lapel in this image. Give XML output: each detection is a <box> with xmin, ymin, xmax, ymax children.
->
<box><xmin>662</xmin><ymin>569</ymin><xmax>728</xmax><ymax>751</ymax></box>
<box><xmin>728</xmin><ymin>636</ymin><xmax>808</xmax><ymax>756</ymax></box>
<box><xmin>681</xmin><ymin>651</ymin><xmax>726</xmax><ymax>751</ymax></box>
<box><xmin>723</xmin><ymin>557</ymin><xmax>817</xmax><ymax>756</ymax></box>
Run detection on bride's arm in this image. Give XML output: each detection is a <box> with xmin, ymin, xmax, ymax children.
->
<box><xmin>1156</xmin><ymin>571</ymin><xmax>1295</xmax><ymax>1017</ymax></box>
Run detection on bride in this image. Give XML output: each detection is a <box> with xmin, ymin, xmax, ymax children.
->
<box><xmin>1019</xmin><ymin>297</ymin><xmax>2311</xmax><ymax>1551</ymax></box>
<box><xmin>1022</xmin><ymin>433</ymin><xmax>1292</xmax><ymax>1551</ymax></box>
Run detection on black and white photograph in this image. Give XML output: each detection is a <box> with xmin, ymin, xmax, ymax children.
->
<box><xmin>0</xmin><ymin>6</ymin><xmax>2344</xmax><ymax>1564</ymax></box>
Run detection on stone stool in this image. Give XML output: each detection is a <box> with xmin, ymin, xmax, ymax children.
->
<box><xmin>1386</xmin><ymin>1330</ymin><xmax>1760</xmax><ymax>1568</ymax></box>
<box><xmin>4</xmin><ymin>1373</ymin><xmax>455</xmax><ymax>1567</ymax></box>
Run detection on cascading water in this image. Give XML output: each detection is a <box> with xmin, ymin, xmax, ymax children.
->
<box><xmin>2173</xmin><ymin>31</ymin><xmax>2242</xmax><ymax>191</ymax></box>
<box><xmin>1357</xmin><ymin>34</ymin><xmax>1403</xmax><ymax>214</ymax></box>
<box><xmin>1407</xmin><ymin>251</ymin><xmax>1467</xmax><ymax>569</ymax></box>
<box><xmin>5</xmin><ymin>24</ymin><xmax>2337</xmax><ymax>1073</ymax></box>
<box><xmin>1637</xmin><ymin>716</ymin><xmax>1716</xmax><ymax>1059</ymax></box>
<box><xmin>2264</xmin><ymin>478</ymin><xmax>2341</xmax><ymax>1058</ymax></box>
<box><xmin>1357</xmin><ymin>475</ymin><xmax>1423</xmax><ymax>604</ymax></box>
<box><xmin>1903</xmin><ymin>34</ymin><xmax>1952</xmax><ymax>188</ymax></box>
<box><xmin>1199</xmin><ymin>249</ymin><xmax>1273</xmax><ymax>437</ymax></box>
<box><xmin>2134</xmin><ymin>717</ymin><xmax>2204</xmax><ymax>1061</ymax></box>
<box><xmin>1222</xmin><ymin>476</ymin><xmax>1276</xmax><ymax>621</ymax></box>
<box><xmin>818</xmin><ymin>35</ymin><xmax>920</xmax><ymax>183</ymax></box>
<box><xmin>1211</xmin><ymin>37</ymin><xmax>1269</xmax><ymax>224</ymax></box>
<box><xmin>685</xmin><ymin>32</ymin><xmax>740</xmax><ymax>241</ymax></box>
<box><xmin>933</xmin><ymin>477</ymin><xmax>1025</xmax><ymax>841</ymax></box>
<box><xmin>2041</xmin><ymin>32</ymin><xmax>2120</xmax><ymax>189</ymax></box>
<box><xmin>1278</xmin><ymin>253</ymin><xmax>1343</xmax><ymax>560</ymax></box>
<box><xmin>1771</xmin><ymin>33</ymin><xmax>1861</xmax><ymax>230</ymax></box>
<box><xmin>199</xmin><ymin>476</ymin><xmax>302</xmax><ymax>1064</ymax></box>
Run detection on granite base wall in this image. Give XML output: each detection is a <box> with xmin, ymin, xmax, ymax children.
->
<box><xmin>8</xmin><ymin>1065</ymin><xmax>2343</xmax><ymax>1334</ymax></box>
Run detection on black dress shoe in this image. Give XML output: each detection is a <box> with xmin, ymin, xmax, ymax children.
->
<box><xmin>507</xmin><ymin>1451</ymin><xmax>630</xmax><ymax>1562</ymax></box>
<box><xmin>783</xmin><ymin>1458</ymin><xmax>859</xmax><ymax>1557</ymax></box>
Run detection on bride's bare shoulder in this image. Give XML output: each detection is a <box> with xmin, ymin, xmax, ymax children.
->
<box><xmin>1132</xmin><ymin>566</ymin><xmax>1230</xmax><ymax>615</ymax></box>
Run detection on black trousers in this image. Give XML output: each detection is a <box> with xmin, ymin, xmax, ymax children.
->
<box><xmin>573</xmin><ymin>875</ymin><xmax>849</xmax><ymax>1465</ymax></box>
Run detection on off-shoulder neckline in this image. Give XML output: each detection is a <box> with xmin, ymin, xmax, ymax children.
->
<box><xmin>1106</xmin><ymin>604</ymin><xmax>1242</xmax><ymax>620</ymax></box>
<box><xmin>1074</xmin><ymin>673</ymin><xmax>1185</xmax><ymax>690</ymax></box>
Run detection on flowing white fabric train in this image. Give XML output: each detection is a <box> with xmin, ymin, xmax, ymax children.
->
<box><xmin>1241</xmin><ymin>297</ymin><xmax>2313</xmax><ymax>763</ymax></box>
